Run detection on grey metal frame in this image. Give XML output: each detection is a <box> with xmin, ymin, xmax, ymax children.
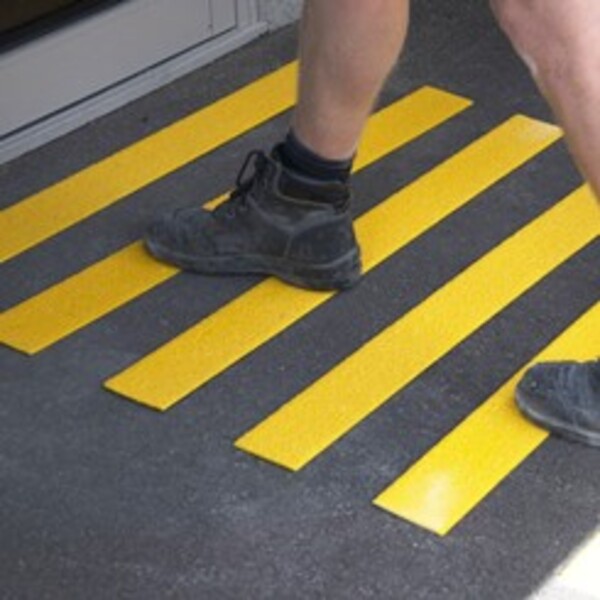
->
<box><xmin>0</xmin><ymin>0</ymin><xmax>265</xmax><ymax>164</ymax></box>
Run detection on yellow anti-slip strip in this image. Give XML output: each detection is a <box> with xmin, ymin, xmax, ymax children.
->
<box><xmin>105</xmin><ymin>115</ymin><xmax>561</xmax><ymax>411</ymax></box>
<box><xmin>235</xmin><ymin>187</ymin><xmax>599</xmax><ymax>471</ymax></box>
<box><xmin>0</xmin><ymin>63</ymin><xmax>298</xmax><ymax>263</ymax></box>
<box><xmin>0</xmin><ymin>87</ymin><xmax>471</xmax><ymax>354</ymax></box>
<box><xmin>373</xmin><ymin>299</ymin><xmax>600</xmax><ymax>536</ymax></box>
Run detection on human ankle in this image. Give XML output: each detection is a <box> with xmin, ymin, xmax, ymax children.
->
<box><xmin>276</xmin><ymin>129</ymin><xmax>354</xmax><ymax>184</ymax></box>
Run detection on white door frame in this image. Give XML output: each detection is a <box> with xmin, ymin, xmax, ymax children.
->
<box><xmin>0</xmin><ymin>0</ymin><xmax>263</xmax><ymax>164</ymax></box>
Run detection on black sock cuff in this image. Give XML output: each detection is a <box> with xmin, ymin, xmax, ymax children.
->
<box><xmin>277</xmin><ymin>129</ymin><xmax>354</xmax><ymax>183</ymax></box>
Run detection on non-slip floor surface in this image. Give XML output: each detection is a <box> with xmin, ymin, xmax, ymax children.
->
<box><xmin>1</xmin><ymin>2</ymin><xmax>599</xmax><ymax>599</ymax></box>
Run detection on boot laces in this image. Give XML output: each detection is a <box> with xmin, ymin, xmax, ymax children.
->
<box><xmin>216</xmin><ymin>150</ymin><xmax>269</xmax><ymax>219</ymax></box>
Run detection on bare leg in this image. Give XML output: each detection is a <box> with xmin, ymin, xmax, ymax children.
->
<box><xmin>146</xmin><ymin>1</ymin><xmax>410</xmax><ymax>290</ymax></box>
<box><xmin>491</xmin><ymin>0</ymin><xmax>600</xmax><ymax>447</ymax></box>
<box><xmin>292</xmin><ymin>0</ymin><xmax>410</xmax><ymax>160</ymax></box>
<box><xmin>491</xmin><ymin>0</ymin><xmax>600</xmax><ymax>197</ymax></box>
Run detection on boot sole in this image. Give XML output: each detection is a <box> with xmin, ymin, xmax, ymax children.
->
<box><xmin>515</xmin><ymin>388</ymin><xmax>600</xmax><ymax>448</ymax></box>
<box><xmin>145</xmin><ymin>239</ymin><xmax>362</xmax><ymax>291</ymax></box>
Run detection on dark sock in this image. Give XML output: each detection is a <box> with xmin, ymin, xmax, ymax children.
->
<box><xmin>277</xmin><ymin>129</ymin><xmax>354</xmax><ymax>184</ymax></box>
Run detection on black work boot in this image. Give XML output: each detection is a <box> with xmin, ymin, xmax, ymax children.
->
<box><xmin>516</xmin><ymin>360</ymin><xmax>600</xmax><ymax>447</ymax></box>
<box><xmin>144</xmin><ymin>150</ymin><xmax>361</xmax><ymax>290</ymax></box>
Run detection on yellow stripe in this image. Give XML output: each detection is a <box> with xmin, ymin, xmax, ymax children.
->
<box><xmin>235</xmin><ymin>187</ymin><xmax>599</xmax><ymax>470</ymax></box>
<box><xmin>0</xmin><ymin>243</ymin><xmax>177</xmax><ymax>354</ymax></box>
<box><xmin>105</xmin><ymin>115</ymin><xmax>561</xmax><ymax>411</ymax></box>
<box><xmin>0</xmin><ymin>87</ymin><xmax>471</xmax><ymax>354</ymax></box>
<box><xmin>373</xmin><ymin>299</ymin><xmax>600</xmax><ymax>536</ymax></box>
<box><xmin>0</xmin><ymin>63</ymin><xmax>298</xmax><ymax>263</ymax></box>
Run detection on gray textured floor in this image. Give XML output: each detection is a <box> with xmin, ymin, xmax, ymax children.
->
<box><xmin>1</xmin><ymin>2</ymin><xmax>599</xmax><ymax>599</ymax></box>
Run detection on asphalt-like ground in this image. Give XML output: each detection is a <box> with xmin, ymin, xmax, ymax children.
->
<box><xmin>1</xmin><ymin>2</ymin><xmax>599</xmax><ymax>598</ymax></box>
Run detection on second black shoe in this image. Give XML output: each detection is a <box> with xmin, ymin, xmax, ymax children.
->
<box><xmin>516</xmin><ymin>360</ymin><xmax>600</xmax><ymax>447</ymax></box>
<box><xmin>144</xmin><ymin>151</ymin><xmax>362</xmax><ymax>290</ymax></box>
